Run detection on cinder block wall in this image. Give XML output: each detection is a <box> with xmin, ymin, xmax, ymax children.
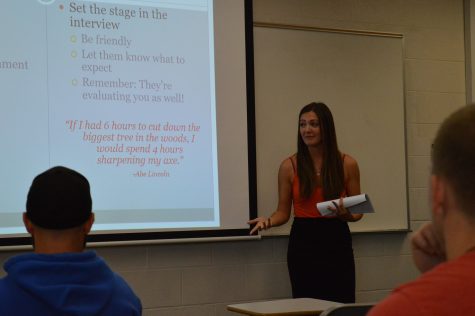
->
<box><xmin>0</xmin><ymin>0</ymin><xmax>465</xmax><ymax>315</ymax></box>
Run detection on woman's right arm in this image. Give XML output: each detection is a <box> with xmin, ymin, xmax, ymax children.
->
<box><xmin>248</xmin><ymin>158</ymin><xmax>294</xmax><ymax>235</ymax></box>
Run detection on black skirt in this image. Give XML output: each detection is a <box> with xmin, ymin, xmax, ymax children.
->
<box><xmin>287</xmin><ymin>217</ymin><xmax>355</xmax><ymax>303</ymax></box>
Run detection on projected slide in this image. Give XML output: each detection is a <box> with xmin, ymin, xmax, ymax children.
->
<box><xmin>0</xmin><ymin>0</ymin><xmax>220</xmax><ymax>234</ymax></box>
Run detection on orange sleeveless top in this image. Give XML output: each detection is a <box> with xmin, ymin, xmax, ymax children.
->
<box><xmin>290</xmin><ymin>156</ymin><xmax>346</xmax><ymax>218</ymax></box>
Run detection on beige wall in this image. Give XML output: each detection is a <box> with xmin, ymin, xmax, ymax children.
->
<box><xmin>0</xmin><ymin>1</ymin><xmax>466</xmax><ymax>315</ymax></box>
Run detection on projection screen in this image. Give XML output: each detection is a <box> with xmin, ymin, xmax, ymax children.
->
<box><xmin>0</xmin><ymin>0</ymin><xmax>256</xmax><ymax>246</ymax></box>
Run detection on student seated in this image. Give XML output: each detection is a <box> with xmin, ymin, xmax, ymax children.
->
<box><xmin>368</xmin><ymin>104</ymin><xmax>475</xmax><ymax>315</ymax></box>
<box><xmin>0</xmin><ymin>166</ymin><xmax>142</xmax><ymax>315</ymax></box>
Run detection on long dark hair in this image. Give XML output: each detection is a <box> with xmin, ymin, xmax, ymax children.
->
<box><xmin>297</xmin><ymin>102</ymin><xmax>344</xmax><ymax>200</ymax></box>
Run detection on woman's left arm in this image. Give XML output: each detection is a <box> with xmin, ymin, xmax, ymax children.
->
<box><xmin>330</xmin><ymin>155</ymin><xmax>363</xmax><ymax>222</ymax></box>
<box><xmin>344</xmin><ymin>155</ymin><xmax>363</xmax><ymax>222</ymax></box>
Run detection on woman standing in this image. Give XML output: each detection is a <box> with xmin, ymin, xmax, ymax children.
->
<box><xmin>249</xmin><ymin>102</ymin><xmax>362</xmax><ymax>303</ymax></box>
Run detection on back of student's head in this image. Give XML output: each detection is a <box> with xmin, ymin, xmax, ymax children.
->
<box><xmin>432</xmin><ymin>104</ymin><xmax>475</xmax><ymax>216</ymax></box>
<box><xmin>26</xmin><ymin>166</ymin><xmax>92</xmax><ymax>229</ymax></box>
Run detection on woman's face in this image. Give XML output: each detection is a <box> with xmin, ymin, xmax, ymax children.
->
<box><xmin>299</xmin><ymin>111</ymin><xmax>321</xmax><ymax>147</ymax></box>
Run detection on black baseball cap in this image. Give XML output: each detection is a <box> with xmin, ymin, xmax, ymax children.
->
<box><xmin>26</xmin><ymin>166</ymin><xmax>92</xmax><ymax>229</ymax></box>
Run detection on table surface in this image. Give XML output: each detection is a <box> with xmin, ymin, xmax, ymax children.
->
<box><xmin>227</xmin><ymin>298</ymin><xmax>343</xmax><ymax>316</ymax></box>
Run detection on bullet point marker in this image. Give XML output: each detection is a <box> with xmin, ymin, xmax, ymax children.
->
<box><xmin>72</xmin><ymin>79</ymin><xmax>78</xmax><ymax>86</ymax></box>
<box><xmin>71</xmin><ymin>51</ymin><xmax>77</xmax><ymax>58</ymax></box>
<box><xmin>70</xmin><ymin>35</ymin><xmax>77</xmax><ymax>43</ymax></box>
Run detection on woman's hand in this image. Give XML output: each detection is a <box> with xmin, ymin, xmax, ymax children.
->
<box><xmin>246</xmin><ymin>158</ymin><xmax>293</xmax><ymax>235</ymax></box>
<box><xmin>248</xmin><ymin>217</ymin><xmax>272</xmax><ymax>235</ymax></box>
<box><xmin>328</xmin><ymin>197</ymin><xmax>356</xmax><ymax>222</ymax></box>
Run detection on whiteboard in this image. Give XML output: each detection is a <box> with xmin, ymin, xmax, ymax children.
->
<box><xmin>253</xmin><ymin>23</ymin><xmax>408</xmax><ymax>233</ymax></box>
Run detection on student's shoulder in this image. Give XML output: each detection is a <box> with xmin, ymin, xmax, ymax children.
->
<box><xmin>367</xmin><ymin>289</ymin><xmax>421</xmax><ymax>316</ymax></box>
<box><xmin>0</xmin><ymin>277</ymin><xmax>16</xmax><ymax>312</ymax></box>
